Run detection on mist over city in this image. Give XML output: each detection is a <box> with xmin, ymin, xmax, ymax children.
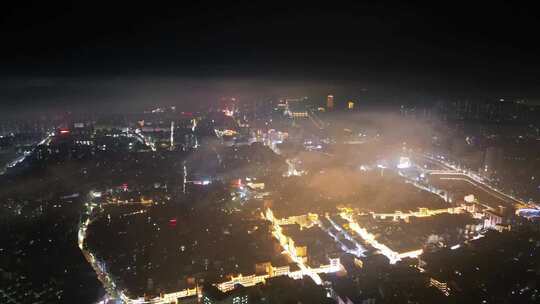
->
<box><xmin>2</xmin><ymin>2</ymin><xmax>540</xmax><ymax>304</ymax></box>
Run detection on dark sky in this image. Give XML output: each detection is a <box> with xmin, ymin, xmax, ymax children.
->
<box><xmin>1</xmin><ymin>2</ymin><xmax>540</xmax><ymax>113</ymax></box>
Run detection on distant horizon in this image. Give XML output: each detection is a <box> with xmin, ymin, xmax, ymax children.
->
<box><xmin>2</xmin><ymin>3</ymin><xmax>540</xmax><ymax>114</ymax></box>
<box><xmin>2</xmin><ymin>75</ymin><xmax>540</xmax><ymax>119</ymax></box>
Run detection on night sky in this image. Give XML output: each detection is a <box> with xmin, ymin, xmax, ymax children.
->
<box><xmin>1</xmin><ymin>2</ymin><xmax>540</xmax><ymax>113</ymax></box>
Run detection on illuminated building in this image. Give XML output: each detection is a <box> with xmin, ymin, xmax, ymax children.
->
<box><xmin>284</xmin><ymin>97</ymin><xmax>309</xmax><ymax>119</ymax></box>
<box><xmin>290</xmin><ymin>111</ymin><xmax>308</xmax><ymax>118</ymax></box>
<box><xmin>464</xmin><ymin>194</ymin><xmax>475</xmax><ymax>203</ymax></box>
<box><xmin>219</xmin><ymin>97</ymin><xmax>239</xmax><ymax>117</ymax></box>
<box><xmin>269</xmin><ymin>212</ymin><xmax>318</xmax><ymax>228</ymax></box>
<box><xmin>484</xmin><ymin>210</ymin><xmax>503</xmax><ymax>229</ymax></box>
<box><xmin>246</xmin><ymin>182</ymin><xmax>265</xmax><ymax>190</ymax></box>
<box><xmin>326</xmin><ymin>95</ymin><xmax>334</xmax><ymax>111</ymax></box>
<box><xmin>369</xmin><ymin>206</ymin><xmax>464</xmax><ymax>222</ymax></box>
<box><xmin>288</xmin><ymin>237</ymin><xmax>307</xmax><ymax>260</ymax></box>
<box><xmin>270</xmin><ymin>264</ymin><xmax>291</xmax><ymax>277</ymax></box>
<box><xmin>213</xmin><ymin>128</ymin><xmax>237</xmax><ymax>137</ymax></box>
<box><xmin>429</xmin><ymin>278</ymin><xmax>450</xmax><ymax>296</ymax></box>
<box><xmin>170</xmin><ymin>121</ymin><xmax>175</xmax><ymax>150</ymax></box>
<box><xmin>276</xmin><ymin>99</ymin><xmax>288</xmax><ymax>111</ymax></box>
<box><xmin>347</xmin><ymin>101</ymin><xmax>354</xmax><ymax>110</ymax></box>
<box><xmin>216</xmin><ymin>274</ymin><xmax>267</xmax><ymax>293</ymax></box>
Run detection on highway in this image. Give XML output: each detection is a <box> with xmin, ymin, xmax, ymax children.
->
<box><xmin>414</xmin><ymin>152</ymin><xmax>526</xmax><ymax>207</ymax></box>
<box><xmin>1</xmin><ymin>132</ymin><xmax>54</xmax><ymax>175</ymax></box>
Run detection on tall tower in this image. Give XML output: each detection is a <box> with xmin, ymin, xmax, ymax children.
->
<box><xmin>170</xmin><ymin>121</ymin><xmax>175</xmax><ymax>150</ymax></box>
<box><xmin>182</xmin><ymin>160</ymin><xmax>187</xmax><ymax>194</ymax></box>
<box><xmin>327</xmin><ymin>94</ymin><xmax>334</xmax><ymax>111</ymax></box>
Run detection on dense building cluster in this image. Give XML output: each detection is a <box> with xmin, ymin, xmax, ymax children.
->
<box><xmin>1</xmin><ymin>95</ymin><xmax>539</xmax><ymax>303</ymax></box>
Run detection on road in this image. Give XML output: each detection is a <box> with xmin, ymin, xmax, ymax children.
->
<box><xmin>414</xmin><ymin>152</ymin><xmax>525</xmax><ymax>207</ymax></box>
<box><xmin>268</xmin><ymin>218</ymin><xmax>324</xmax><ymax>285</ymax></box>
<box><xmin>1</xmin><ymin>132</ymin><xmax>54</xmax><ymax>175</ymax></box>
<box><xmin>319</xmin><ymin>215</ymin><xmax>367</xmax><ymax>258</ymax></box>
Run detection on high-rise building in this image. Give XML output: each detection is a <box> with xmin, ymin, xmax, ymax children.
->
<box><xmin>326</xmin><ymin>95</ymin><xmax>334</xmax><ymax>111</ymax></box>
<box><xmin>170</xmin><ymin>121</ymin><xmax>175</xmax><ymax>150</ymax></box>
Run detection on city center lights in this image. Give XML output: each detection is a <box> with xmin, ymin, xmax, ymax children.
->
<box><xmin>2</xmin><ymin>82</ymin><xmax>538</xmax><ymax>304</ymax></box>
<box><xmin>6</xmin><ymin>105</ymin><xmax>539</xmax><ymax>303</ymax></box>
